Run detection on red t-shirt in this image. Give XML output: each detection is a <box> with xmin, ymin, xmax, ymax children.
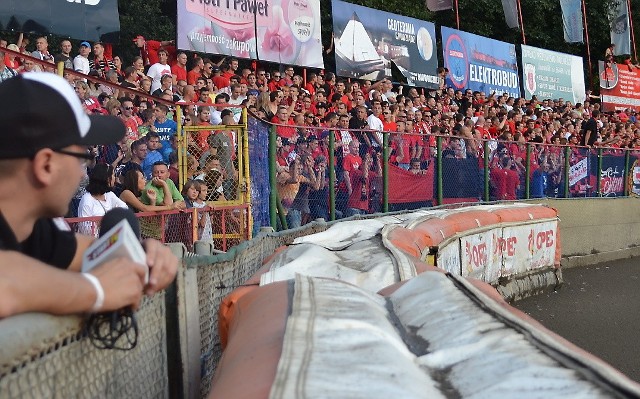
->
<box><xmin>343</xmin><ymin>153</ymin><xmax>363</xmax><ymax>174</ymax></box>
<box><xmin>347</xmin><ymin>168</ymin><xmax>377</xmax><ymax>210</ymax></box>
<box><xmin>171</xmin><ymin>64</ymin><xmax>187</xmax><ymax>82</ymax></box>
<box><xmin>213</xmin><ymin>75</ymin><xmax>230</xmax><ymax>90</ymax></box>
<box><xmin>187</xmin><ymin>69</ymin><xmax>201</xmax><ymax>85</ymax></box>
<box><xmin>142</xmin><ymin>41</ymin><xmax>176</xmax><ymax>66</ymax></box>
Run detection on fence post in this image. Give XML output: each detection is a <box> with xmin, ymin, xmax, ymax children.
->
<box><xmin>176</xmin><ymin>105</ymin><xmax>185</xmax><ymax>190</ymax></box>
<box><xmin>242</xmin><ymin>108</ymin><xmax>252</xmax><ymax>238</ymax></box>
<box><xmin>436</xmin><ymin>136</ymin><xmax>443</xmax><ymax>205</ymax></box>
<box><xmin>596</xmin><ymin>148</ymin><xmax>603</xmax><ymax>196</ymax></box>
<box><xmin>269</xmin><ymin>124</ymin><xmax>278</xmax><ymax>228</ymax></box>
<box><xmin>624</xmin><ymin>148</ymin><xmax>631</xmax><ymax>197</ymax></box>
<box><xmin>525</xmin><ymin>143</ymin><xmax>531</xmax><ymax>199</ymax></box>
<box><xmin>564</xmin><ymin>146</ymin><xmax>570</xmax><ymax>198</ymax></box>
<box><xmin>483</xmin><ymin>140</ymin><xmax>490</xmax><ymax>202</ymax></box>
<box><xmin>329</xmin><ymin>128</ymin><xmax>336</xmax><ymax>221</ymax></box>
<box><xmin>382</xmin><ymin>131</ymin><xmax>389</xmax><ymax>213</ymax></box>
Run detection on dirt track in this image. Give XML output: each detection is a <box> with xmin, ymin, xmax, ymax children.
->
<box><xmin>514</xmin><ymin>258</ymin><xmax>640</xmax><ymax>382</ymax></box>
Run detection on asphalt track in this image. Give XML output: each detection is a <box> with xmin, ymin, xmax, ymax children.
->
<box><xmin>514</xmin><ymin>257</ymin><xmax>640</xmax><ymax>382</ymax></box>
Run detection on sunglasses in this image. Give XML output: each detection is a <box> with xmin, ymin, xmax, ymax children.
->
<box><xmin>274</xmin><ymin>75</ymin><xmax>281</xmax><ymax>78</ymax></box>
<box><xmin>184</xmin><ymin>118</ymin><xmax>191</xmax><ymax>122</ymax></box>
<box><xmin>123</xmin><ymin>106</ymin><xmax>134</xmax><ymax>110</ymax></box>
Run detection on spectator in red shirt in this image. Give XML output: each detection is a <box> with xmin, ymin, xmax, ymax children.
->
<box><xmin>346</xmin><ymin>151</ymin><xmax>381</xmax><ymax>216</ymax></box>
<box><xmin>133</xmin><ymin>35</ymin><xmax>176</xmax><ymax>67</ymax></box>
<box><xmin>171</xmin><ymin>52</ymin><xmax>188</xmax><ymax>85</ymax></box>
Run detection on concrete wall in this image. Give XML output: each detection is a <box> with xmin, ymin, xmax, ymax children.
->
<box><xmin>529</xmin><ymin>198</ymin><xmax>640</xmax><ymax>267</ymax></box>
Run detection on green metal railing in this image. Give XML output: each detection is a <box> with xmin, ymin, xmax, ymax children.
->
<box><xmin>264</xmin><ymin>122</ymin><xmax>639</xmax><ymax>230</ymax></box>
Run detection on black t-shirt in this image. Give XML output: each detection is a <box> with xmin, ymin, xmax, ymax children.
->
<box><xmin>0</xmin><ymin>212</ymin><xmax>77</xmax><ymax>269</ymax></box>
<box><xmin>581</xmin><ymin>117</ymin><xmax>598</xmax><ymax>146</ymax></box>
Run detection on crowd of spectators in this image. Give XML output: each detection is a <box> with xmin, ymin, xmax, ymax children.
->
<box><xmin>2</xmin><ymin>32</ymin><xmax>640</xmax><ymax>234</ymax></box>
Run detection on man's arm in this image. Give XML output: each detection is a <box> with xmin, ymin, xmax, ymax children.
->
<box><xmin>0</xmin><ymin>250</ymin><xmax>147</xmax><ymax>318</ymax></box>
<box><xmin>583</xmin><ymin>128</ymin><xmax>592</xmax><ymax>147</ymax></box>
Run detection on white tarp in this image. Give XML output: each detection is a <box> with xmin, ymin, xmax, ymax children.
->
<box><xmin>268</xmin><ymin>273</ymin><xmax>618</xmax><ymax>398</ymax></box>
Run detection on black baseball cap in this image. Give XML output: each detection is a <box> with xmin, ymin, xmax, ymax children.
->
<box><xmin>0</xmin><ymin>73</ymin><xmax>125</xmax><ymax>159</ymax></box>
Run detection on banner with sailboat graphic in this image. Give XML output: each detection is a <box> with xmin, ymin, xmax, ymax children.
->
<box><xmin>331</xmin><ymin>0</ymin><xmax>439</xmax><ymax>88</ymax></box>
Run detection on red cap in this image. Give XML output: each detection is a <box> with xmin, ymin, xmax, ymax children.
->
<box><xmin>132</xmin><ymin>35</ymin><xmax>145</xmax><ymax>42</ymax></box>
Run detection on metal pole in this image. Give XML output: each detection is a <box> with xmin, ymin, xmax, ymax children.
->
<box><xmin>437</xmin><ymin>136</ymin><xmax>443</xmax><ymax>205</ymax></box>
<box><xmin>582</xmin><ymin>0</ymin><xmax>594</xmax><ymax>90</ymax></box>
<box><xmin>241</xmin><ymin>108</ymin><xmax>252</xmax><ymax>238</ymax></box>
<box><xmin>483</xmin><ymin>141</ymin><xmax>490</xmax><ymax>202</ymax></box>
<box><xmin>516</xmin><ymin>0</ymin><xmax>526</xmax><ymax>44</ymax></box>
<box><xmin>454</xmin><ymin>0</ymin><xmax>460</xmax><ymax>29</ymax></box>
<box><xmin>382</xmin><ymin>132</ymin><xmax>389</xmax><ymax>213</ymax></box>
<box><xmin>329</xmin><ymin>129</ymin><xmax>336</xmax><ymax>221</ymax></box>
<box><xmin>176</xmin><ymin>105</ymin><xmax>185</xmax><ymax>190</ymax></box>
<box><xmin>596</xmin><ymin>148</ymin><xmax>603</xmax><ymax>196</ymax></box>
<box><xmin>628</xmin><ymin>0</ymin><xmax>638</xmax><ymax>61</ymax></box>
<box><xmin>564</xmin><ymin>146</ymin><xmax>571</xmax><ymax>198</ymax></box>
<box><xmin>624</xmin><ymin>148</ymin><xmax>631</xmax><ymax>196</ymax></box>
<box><xmin>269</xmin><ymin>124</ymin><xmax>278</xmax><ymax>228</ymax></box>
<box><xmin>525</xmin><ymin>143</ymin><xmax>531</xmax><ymax>199</ymax></box>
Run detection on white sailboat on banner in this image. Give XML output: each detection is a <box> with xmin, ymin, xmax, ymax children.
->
<box><xmin>335</xmin><ymin>12</ymin><xmax>386</xmax><ymax>77</ymax></box>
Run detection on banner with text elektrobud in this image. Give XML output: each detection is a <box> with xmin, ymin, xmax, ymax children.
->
<box><xmin>177</xmin><ymin>0</ymin><xmax>324</xmax><ymax>68</ymax></box>
<box><xmin>0</xmin><ymin>0</ymin><xmax>120</xmax><ymax>42</ymax></box>
<box><xmin>441</xmin><ymin>26</ymin><xmax>520</xmax><ymax>97</ymax></box>
<box><xmin>521</xmin><ymin>45</ymin><xmax>585</xmax><ymax>104</ymax></box>
<box><xmin>331</xmin><ymin>0</ymin><xmax>439</xmax><ymax>88</ymax></box>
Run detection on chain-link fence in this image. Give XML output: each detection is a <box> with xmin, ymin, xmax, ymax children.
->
<box><xmin>190</xmin><ymin>220</ymin><xmax>330</xmax><ymax>398</ymax></box>
<box><xmin>254</xmin><ymin>116</ymin><xmax>640</xmax><ymax>230</ymax></box>
<box><xmin>0</xmin><ymin>294</ymin><xmax>168</xmax><ymax>399</ymax></box>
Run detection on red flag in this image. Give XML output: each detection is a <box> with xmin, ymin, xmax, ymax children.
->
<box><xmin>388</xmin><ymin>164</ymin><xmax>434</xmax><ymax>204</ymax></box>
<box><xmin>426</xmin><ymin>0</ymin><xmax>452</xmax><ymax>12</ymax></box>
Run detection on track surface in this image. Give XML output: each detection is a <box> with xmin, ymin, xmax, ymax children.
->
<box><xmin>514</xmin><ymin>258</ymin><xmax>640</xmax><ymax>382</ymax></box>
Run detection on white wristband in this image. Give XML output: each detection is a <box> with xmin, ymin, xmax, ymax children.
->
<box><xmin>80</xmin><ymin>273</ymin><xmax>105</xmax><ymax>313</ymax></box>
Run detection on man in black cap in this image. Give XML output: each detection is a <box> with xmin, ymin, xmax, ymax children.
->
<box><xmin>0</xmin><ymin>73</ymin><xmax>177</xmax><ymax>317</ymax></box>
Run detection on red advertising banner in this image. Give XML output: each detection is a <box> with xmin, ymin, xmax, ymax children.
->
<box><xmin>388</xmin><ymin>164</ymin><xmax>434</xmax><ymax>203</ymax></box>
<box><xmin>599</xmin><ymin>61</ymin><xmax>640</xmax><ymax>112</ymax></box>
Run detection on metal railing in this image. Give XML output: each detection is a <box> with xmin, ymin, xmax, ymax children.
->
<box><xmin>257</xmin><ymin>119</ymin><xmax>640</xmax><ymax>230</ymax></box>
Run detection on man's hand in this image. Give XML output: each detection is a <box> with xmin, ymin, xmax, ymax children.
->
<box><xmin>89</xmin><ymin>258</ymin><xmax>147</xmax><ymax>311</ymax></box>
<box><xmin>142</xmin><ymin>239</ymin><xmax>179</xmax><ymax>296</ymax></box>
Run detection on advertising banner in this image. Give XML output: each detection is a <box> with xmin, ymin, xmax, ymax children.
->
<box><xmin>461</xmin><ymin>232</ymin><xmax>492</xmax><ymax>280</ymax></box>
<box><xmin>599</xmin><ymin>61</ymin><xmax>640</xmax><ymax>112</ymax></box>
<box><xmin>436</xmin><ymin>241</ymin><xmax>461</xmax><ymax>275</ymax></box>
<box><xmin>177</xmin><ymin>0</ymin><xmax>324</xmax><ymax>68</ymax></box>
<box><xmin>525</xmin><ymin>221</ymin><xmax>558</xmax><ymax>270</ymax></box>
<box><xmin>596</xmin><ymin>154</ymin><xmax>626</xmax><ymax>197</ymax></box>
<box><xmin>629</xmin><ymin>157</ymin><xmax>640</xmax><ymax>196</ymax></box>
<box><xmin>442</xmin><ymin>26</ymin><xmax>520</xmax><ymax>97</ymax></box>
<box><xmin>499</xmin><ymin>226</ymin><xmax>531</xmax><ymax>276</ymax></box>
<box><xmin>521</xmin><ymin>45</ymin><xmax>585</xmax><ymax>103</ymax></box>
<box><xmin>610</xmin><ymin>0</ymin><xmax>631</xmax><ymax>56</ymax></box>
<box><xmin>331</xmin><ymin>0</ymin><xmax>439</xmax><ymax>88</ymax></box>
<box><xmin>426</xmin><ymin>0</ymin><xmax>452</xmax><ymax>12</ymax></box>
<box><xmin>569</xmin><ymin>157</ymin><xmax>588</xmax><ymax>186</ymax></box>
<box><xmin>0</xmin><ymin>0</ymin><xmax>120</xmax><ymax>42</ymax></box>
<box><xmin>559</xmin><ymin>0</ymin><xmax>583</xmax><ymax>43</ymax></box>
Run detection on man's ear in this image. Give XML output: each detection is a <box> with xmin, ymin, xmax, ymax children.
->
<box><xmin>31</xmin><ymin>149</ymin><xmax>55</xmax><ymax>187</ymax></box>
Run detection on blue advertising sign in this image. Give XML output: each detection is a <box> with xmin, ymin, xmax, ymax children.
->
<box><xmin>441</xmin><ymin>26</ymin><xmax>520</xmax><ymax>97</ymax></box>
<box><xmin>332</xmin><ymin>0</ymin><xmax>439</xmax><ymax>88</ymax></box>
